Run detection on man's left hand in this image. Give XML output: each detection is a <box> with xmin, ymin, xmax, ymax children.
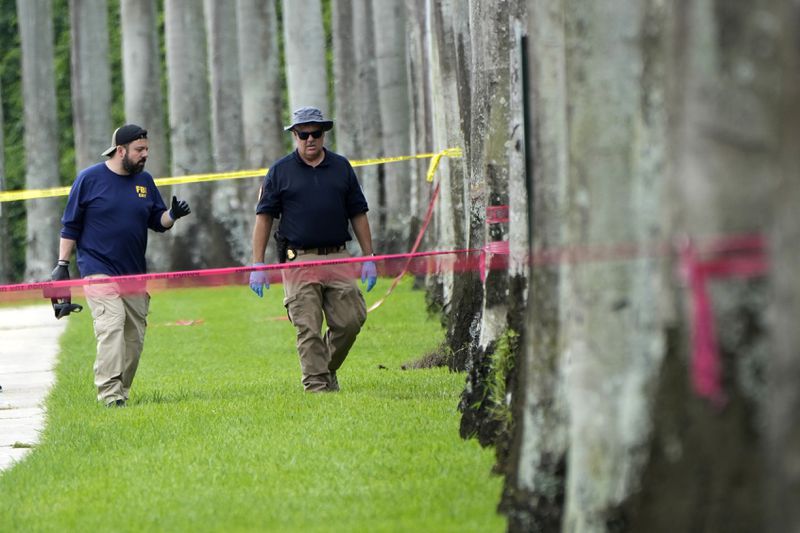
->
<box><xmin>169</xmin><ymin>196</ymin><xmax>191</xmax><ymax>220</ymax></box>
<box><xmin>361</xmin><ymin>260</ymin><xmax>377</xmax><ymax>292</ymax></box>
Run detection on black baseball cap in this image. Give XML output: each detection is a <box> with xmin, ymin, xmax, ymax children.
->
<box><xmin>101</xmin><ymin>124</ymin><xmax>148</xmax><ymax>157</ymax></box>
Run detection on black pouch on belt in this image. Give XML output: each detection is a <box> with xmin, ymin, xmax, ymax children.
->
<box><xmin>274</xmin><ymin>231</ymin><xmax>289</xmax><ymax>264</ymax></box>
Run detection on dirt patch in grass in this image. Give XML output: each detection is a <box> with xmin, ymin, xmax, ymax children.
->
<box><xmin>401</xmin><ymin>349</ymin><xmax>449</xmax><ymax>370</ymax></box>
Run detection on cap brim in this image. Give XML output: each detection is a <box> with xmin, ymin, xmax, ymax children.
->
<box><xmin>284</xmin><ymin>120</ymin><xmax>334</xmax><ymax>132</ymax></box>
<box><xmin>101</xmin><ymin>145</ymin><xmax>116</xmax><ymax>157</ymax></box>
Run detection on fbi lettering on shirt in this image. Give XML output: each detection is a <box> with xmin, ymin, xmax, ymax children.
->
<box><xmin>135</xmin><ymin>185</ymin><xmax>147</xmax><ymax>198</ymax></box>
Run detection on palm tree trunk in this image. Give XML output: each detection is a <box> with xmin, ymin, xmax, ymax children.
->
<box><xmin>502</xmin><ymin>1</ymin><xmax>569</xmax><ymax>529</ymax></box>
<box><xmin>205</xmin><ymin>0</ymin><xmax>249</xmax><ymax>265</ymax></box>
<box><xmin>164</xmin><ymin>0</ymin><xmax>218</xmax><ymax>269</ymax></box>
<box><xmin>17</xmin><ymin>0</ymin><xmax>61</xmax><ymax>281</ymax></box>
<box><xmin>69</xmin><ymin>0</ymin><xmax>111</xmax><ymax>171</ymax></box>
<box><xmin>0</xmin><ymin>83</ymin><xmax>9</xmax><ymax>282</ymax></box>
<box><xmin>236</xmin><ymin>0</ymin><xmax>284</xmax><ymax>264</ymax></box>
<box><xmin>373</xmin><ymin>1</ymin><xmax>412</xmax><ymax>252</ymax></box>
<box><xmin>281</xmin><ymin>0</ymin><xmax>328</xmax><ymax>114</ymax></box>
<box><xmin>120</xmin><ymin>0</ymin><xmax>171</xmax><ymax>272</ymax></box>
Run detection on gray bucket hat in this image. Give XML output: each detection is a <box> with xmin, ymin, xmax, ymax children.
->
<box><xmin>284</xmin><ymin>106</ymin><xmax>334</xmax><ymax>132</ymax></box>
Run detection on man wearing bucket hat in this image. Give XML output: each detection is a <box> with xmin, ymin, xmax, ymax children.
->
<box><xmin>52</xmin><ymin>124</ymin><xmax>191</xmax><ymax>407</ymax></box>
<box><xmin>249</xmin><ymin>106</ymin><xmax>378</xmax><ymax>393</ymax></box>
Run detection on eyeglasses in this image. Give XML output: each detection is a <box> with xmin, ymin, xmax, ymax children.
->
<box><xmin>295</xmin><ymin>130</ymin><xmax>324</xmax><ymax>140</ymax></box>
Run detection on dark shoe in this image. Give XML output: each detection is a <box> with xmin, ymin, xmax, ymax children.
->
<box><xmin>304</xmin><ymin>381</ymin><xmax>329</xmax><ymax>393</ymax></box>
<box><xmin>329</xmin><ymin>371</ymin><xmax>340</xmax><ymax>392</ymax></box>
<box><xmin>106</xmin><ymin>399</ymin><xmax>126</xmax><ymax>408</ymax></box>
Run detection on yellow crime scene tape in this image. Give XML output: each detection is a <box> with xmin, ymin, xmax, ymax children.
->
<box><xmin>0</xmin><ymin>147</ymin><xmax>463</xmax><ymax>203</ymax></box>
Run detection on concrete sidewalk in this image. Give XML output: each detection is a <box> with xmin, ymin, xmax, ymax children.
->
<box><xmin>0</xmin><ymin>304</ymin><xmax>67</xmax><ymax>473</ymax></box>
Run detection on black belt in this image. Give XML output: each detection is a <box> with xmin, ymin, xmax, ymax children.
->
<box><xmin>289</xmin><ymin>244</ymin><xmax>346</xmax><ymax>257</ymax></box>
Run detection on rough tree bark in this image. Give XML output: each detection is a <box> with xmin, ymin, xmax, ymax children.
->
<box><xmin>281</xmin><ymin>0</ymin><xmax>328</xmax><ymax>115</ymax></box>
<box><xmin>502</xmin><ymin>0</ymin><xmax>569</xmax><ymax>530</ymax></box>
<box><xmin>556</xmin><ymin>0</ymin><xmax>672</xmax><ymax>529</ymax></box>
<box><xmin>426</xmin><ymin>0</ymin><xmax>476</xmax><ymax>372</ymax></box>
<box><xmin>405</xmin><ymin>0</ymin><xmax>434</xmax><ymax>253</ymax></box>
<box><xmin>69</xmin><ymin>0</ymin><xmax>111</xmax><ymax>171</ymax></box>
<box><xmin>506</xmin><ymin>1</ymin><xmax>530</xmax><ymax>361</ymax></box>
<box><xmin>17</xmin><ymin>0</ymin><xmax>61</xmax><ymax>281</ymax></box>
<box><xmin>622</xmin><ymin>1</ymin><xmax>785</xmax><ymax>531</ymax></box>
<box><xmin>164</xmin><ymin>0</ymin><xmax>217</xmax><ymax>269</ymax></box>
<box><xmin>236</xmin><ymin>0</ymin><xmax>283</xmax><ymax>264</ymax></box>
<box><xmin>237</xmin><ymin>0</ymin><xmax>283</xmax><ymax>168</ymax></box>
<box><xmin>205</xmin><ymin>0</ymin><xmax>249</xmax><ymax>265</ymax></box>
<box><xmin>373</xmin><ymin>1</ymin><xmax>412</xmax><ymax>252</ymax></box>
<box><xmin>767</xmin><ymin>3</ymin><xmax>800</xmax><ymax>529</ymax></box>
<box><xmin>351</xmin><ymin>0</ymin><xmax>382</xmax><ymax>239</ymax></box>
<box><xmin>120</xmin><ymin>0</ymin><xmax>171</xmax><ymax>272</ymax></box>
<box><xmin>458</xmin><ymin>0</ymin><xmax>512</xmax><ymax>446</ymax></box>
<box><xmin>333</xmin><ymin>0</ymin><xmax>358</xmax><ymax>160</ymax></box>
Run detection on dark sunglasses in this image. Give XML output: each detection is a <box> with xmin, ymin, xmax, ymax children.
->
<box><xmin>295</xmin><ymin>129</ymin><xmax>324</xmax><ymax>140</ymax></box>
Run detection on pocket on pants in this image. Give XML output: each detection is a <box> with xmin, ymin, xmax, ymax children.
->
<box><xmin>283</xmin><ymin>293</ymin><xmax>298</xmax><ymax>324</ymax></box>
<box><xmin>90</xmin><ymin>303</ymin><xmax>106</xmax><ymax>321</ymax></box>
<box><xmin>89</xmin><ymin>303</ymin><xmax>108</xmax><ymax>340</ymax></box>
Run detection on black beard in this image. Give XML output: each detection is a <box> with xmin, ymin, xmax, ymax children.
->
<box><xmin>122</xmin><ymin>154</ymin><xmax>146</xmax><ymax>175</ymax></box>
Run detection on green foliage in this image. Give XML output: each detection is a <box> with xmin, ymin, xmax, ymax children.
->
<box><xmin>487</xmin><ymin>329</ymin><xmax>519</xmax><ymax>428</ymax></box>
<box><xmin>0</xmin><ymin>280</ymin><xmax>505</xmax><ymax>532</ymax></box>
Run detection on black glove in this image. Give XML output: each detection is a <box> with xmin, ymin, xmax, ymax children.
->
<box><xmin>47</xmin><ymin>260</ymin><xmax>82</xmax><ymax>319</ymax></box>
<box><xmin>169</xmin><ymin>195</ymin><xmax>191</xmax><ymax>220</ymax></box>
<box><xmin>51</xmin><ymin>260</ymin><xmax>70</xmax><ymax>281</ymax></box>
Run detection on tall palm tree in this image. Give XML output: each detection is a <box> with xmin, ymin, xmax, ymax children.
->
<box><xmin>17</xmin><ymin>0</ymin><xmax>61</xmax><ymax>280</ymax></box>
<box><xmin>120</xmin><ymin>0</ymin><xmax>171</xmax><ymax>271</ymax></box>
<box><xmin>69</xmin><ymin>0</ymin><xmax>111</xmax><ymax>171</ymax></box>
<box><xmin>373</xmin><ymin>1</ymin><xmax>412</xmax><ymax>252</ymax></box>
<box><xmin>281</xmin><ymin>0</ymin><xmax>328</xmax><ymax>114</ymax></box>
<box><xmin>164</xmin><ymin>0</ymin><xmax>218</xmax><ymax>269</ymax></box>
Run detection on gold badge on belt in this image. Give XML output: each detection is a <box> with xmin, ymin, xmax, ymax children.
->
<box><xmin>287</xmin><ymin>248</ymin><xmax>297</xmax><ymax>261</ymax></box>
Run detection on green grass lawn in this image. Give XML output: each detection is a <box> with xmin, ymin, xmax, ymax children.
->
<box><xmin>0</xmin><ymin>278</ymin><xmax>505</xmax><ymax>532</ymax></box>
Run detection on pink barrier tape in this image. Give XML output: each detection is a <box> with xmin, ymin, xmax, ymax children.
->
<box><xmin>367</xmin><ymin>182</ymin><xmax>441</xmax><ymax>312</ymax></box>
<box><xmin>0</xmin><ymin>229</ymin><xmax>772</xmax><ymax>410</ymax></box>
<box><xmin>0</xmin><ymin>249</ymin><xmax>480</xmax><ymax>301</ymax></box>
<box><xmin>486</xmin><ymin>205</ymin><xmax>510</xmax><ymax>224</ymax></box>
<box><xmin>0</xmin><ymin>233</ymin><xmax>765</xmax><ymax>300</ymax></box>
<box><xmin>677</xmin><ymin>234</ymin><xmax>769</xmax><ymax>408</ymax></box>
<box><xmin>479</xmin><ymin>240</ymin><xmax>510</xmax><ymax>283</ymax></box>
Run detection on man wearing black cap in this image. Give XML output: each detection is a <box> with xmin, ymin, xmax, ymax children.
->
<box><xmin>52</xmin><ymin>124</ymin><xmax>191</xmax><ymax>407</ymax></box>
<box><xmin>249</xmin><ymin>106</ymin><xmax>378</xmax><ymax>393</ymax></box>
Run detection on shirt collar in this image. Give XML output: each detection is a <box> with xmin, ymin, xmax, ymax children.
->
<box><xmin>293</xmin><ymin>148</ymin><xmax>329</xmax><ymax>168</ymax></box>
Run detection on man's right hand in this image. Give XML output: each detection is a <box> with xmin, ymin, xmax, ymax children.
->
<box><xmin>249</xmin><ymin>263</ymin><xmax>270</xmax><ymax>297</ymax></box>
<box><xmin>49</xmin><ymin>260</ymin><xmax>82</xmax><ymax>319</ymax></box>
<box><xmin>51</xmin><ymin>260</ymin><xmax>70</xmax><ymax>281</ymax></box>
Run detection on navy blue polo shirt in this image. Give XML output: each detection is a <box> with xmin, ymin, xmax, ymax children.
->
<box><xmin>255</xmin><ymin>149</ymin><xmax>369</xmax><ymax>248</ymax></box>
<box><xmin>60</xmin><ymin>162</ymin><xmax>169</xmax><ymax>277</ymax></box>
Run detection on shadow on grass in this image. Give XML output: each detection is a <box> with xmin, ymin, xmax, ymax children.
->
<box><xmin>131</xmin><ymin>381</ymin><xmax>292</xmax><ymax>406</ymax></box>
<box><xmin>132</xmin><ymin>388</ymin><xmax>206</xmax><ymax>406</ymax></box>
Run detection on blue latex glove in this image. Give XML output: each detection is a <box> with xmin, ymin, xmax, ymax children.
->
<box><xmin>249</xmin><ymin>263</ymin><xmax>269</xmax><ymax>297</ymax></box>
<box><xmin>361</xmin><ymin>260</ymin><xmax>377</xmax><ymax>292</ymax></box>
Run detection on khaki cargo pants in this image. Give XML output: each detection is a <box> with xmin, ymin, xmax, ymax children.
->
<box><xmin>84</xmin><ymin>275</ymin><xmax>150</xmax><ymax>405</ymax></box>
<box><xmin>282</xmin><ymin>250</ymin><xmax>367</xmax><ymax>391</ymax></box>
